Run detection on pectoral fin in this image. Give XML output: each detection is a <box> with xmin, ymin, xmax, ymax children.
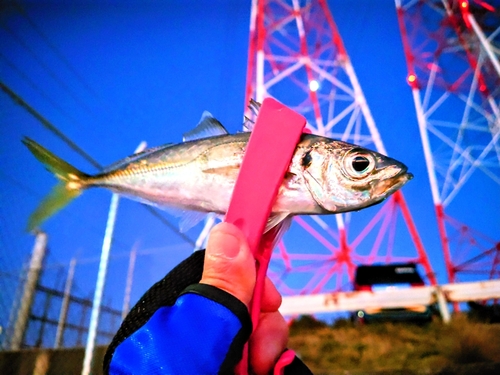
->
<box><xmin>265</xmin><ymin>215</ymin><xmax>293</xmax><ymax>250</ymax></box>
<box><xmin>265</xmin><ymin>212</ymin><xmax>291</xmax><ymax>233</ymax></box>
<box><xmin>201</xmin><ymin>165</ymin><xmax>241</xmax><ymax>179</ymax></box>
<box><xmin>179</xmin><ymin>211</ymin><xmax>207</xmax><ymax>233</ymax></box>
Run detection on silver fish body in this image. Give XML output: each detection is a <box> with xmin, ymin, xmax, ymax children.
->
<box><xmin>23</xmin><ymin>114</ymin><xmax>412</xmax><ymax>231</ymax></box>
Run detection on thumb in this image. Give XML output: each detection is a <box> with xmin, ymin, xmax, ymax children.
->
<box><xmin>200</xmin><ymin>222</ymin><xmax>256</xmax><ymax>308</ymax></box>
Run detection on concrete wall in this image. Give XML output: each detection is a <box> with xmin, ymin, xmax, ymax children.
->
<box><xmin>0</xmin><ymin>346</ymin><xmax>107</xmax><ymax>375</ymax></box>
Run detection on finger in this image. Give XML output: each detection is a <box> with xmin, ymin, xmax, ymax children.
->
<box><xmin>260</xmin><ymin>277</ymin><xmax>282</xmax><ymax>313</ymax></box>
<box><xmin>249</xmin><ymin>311</ymin><xmax>289</xmax><ymax>375</ymax></box>
<box><xmin>200</xmin><ymin>222</ymin><xmax>256</xmax><ymax>307</ymax></box>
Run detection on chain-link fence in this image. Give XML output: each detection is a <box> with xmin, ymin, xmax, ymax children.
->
<box><xmin>0</xmin><ymin>229</ymin><xmax>193</xmax><ymax>374</ymax></box>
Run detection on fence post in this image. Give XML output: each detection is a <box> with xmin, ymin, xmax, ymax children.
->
<box><xmin>435</xmin><ymin>286</ymin><xmax>451</xmax><ymax>324</ymax></box>
<box><xmin>81</xmin><ymin>193</ymin><xmax>120</xmax><ymax>375</ymax></box>
<box><xmin>81</xmin><ymin>142</ymin><xmax>145</xmax><ymax>375</ymax></box>
<box><xmin>54</xmin><ymin>257</ymin><xmax>76</xmax><ymax>348</ymax></box>
<box><xmin>10</xmin><ymin>231</ymin><xmax>48</xmax><ymax>350</ymax></box>
<box><xmin>122</xmin><ymin>243</ymin><xmax>137</xmax><ymax>320</ymax></box>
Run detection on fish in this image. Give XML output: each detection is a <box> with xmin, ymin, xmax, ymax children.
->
<box><xmin>22</xmin><ymin>111</ymin><xmax>413</xmax><ymax>232</ymax></box>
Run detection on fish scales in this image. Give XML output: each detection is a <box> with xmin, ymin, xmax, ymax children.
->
<box><xmin>22</xmin><ymin>110</ymin><xmax>413</xmax><ymax>232</ymax></box>
<box><xmin>89</xmin><ymin>133</ymin><xmax>250</xmax><ymax>213</ymax></box>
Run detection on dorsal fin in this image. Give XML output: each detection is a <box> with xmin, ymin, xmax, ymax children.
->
<box><xmin>243</xmin><ymin>99</ymin><xmax>261</xmax><ymax>131</ymax></box>
<box><xmin>249</xmin><ymin>99</ymin><xmax>261</xmax><ymax>115</ymax></box>
<box><xmin>183</xmin><ymin>111</ymin><xmax>229</xmax><ymax>142</ymax></box>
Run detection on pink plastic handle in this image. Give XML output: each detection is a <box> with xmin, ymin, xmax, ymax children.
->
<box><xmin>224</xmin><ymin>98</ymin><xmax>306</xmax><ymax>374</ymax></box>
<box><xmin>274</xmin><ymin>350</ymin><xmax>297</xmax><ymax>375</ymax></box>
<box><xmin>225</xmin><ymin>98</ymin><xmax>306</xmax><ymax>254</ymax></box>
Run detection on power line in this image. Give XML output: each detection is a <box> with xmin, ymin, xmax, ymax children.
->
<box><xmin>0</xmin><ymin>169</ymin><xmax>154</xmax><ymax>254</ymax></box>
<box><xmin>12</xmin><ymin>0</ymin><xmax>100</xmax><ymax>99</ymax></box>
<box><xmin>3</xmin><ymin>2</ymin><xmax>153</xmax><ymax>150</ymax></box>
<box><xmin>0</xmin><ymin>81</ymin><xmax>100</xmax><ymax>169</ymax></box>
<box><xmin>0</xmin><ymin>51</ymin><xmax>86</xmax><ymax>131</ymax></box>
<box><xmin>0</xmin><ymin>81</ymin><xmax>196</xmax><ymax>246</ymax></box>
<box><xmin>0</xmin><ymin>21</ymin><xmax>95</xmax><ymax>115</ymax></box>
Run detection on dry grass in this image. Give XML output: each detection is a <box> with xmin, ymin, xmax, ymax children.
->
<box><xmin>288</xmin><ymin>314</ymin><xmax>500</xmax><ymax>375</ymax></box>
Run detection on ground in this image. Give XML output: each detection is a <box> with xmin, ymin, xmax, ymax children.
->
<box><xmin>288</xmin><ymin>314</ymin><xmax>500</xmax><ymax>375</ymax></box>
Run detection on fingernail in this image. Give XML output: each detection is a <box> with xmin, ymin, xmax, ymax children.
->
<box><xmin>208</xmin><ymin>228</ymin><xmax>241</xmax><ymax>259</ymax></box>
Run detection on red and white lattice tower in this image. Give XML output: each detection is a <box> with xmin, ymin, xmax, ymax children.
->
<box><xmin>396</xmin><ymin>0</ymin><xmax>500</xmax><ymax>288</ymax></box>
<box><xmin>242</xmin><ymin>0</ymin><xmax>437</xmax><ymax>297</ymax></box>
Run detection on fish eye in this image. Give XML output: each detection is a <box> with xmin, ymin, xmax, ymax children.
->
<box><xmin>344</xmin><ymin>150</ymin><xmax>375</xmax><ymax>178</ymax></box>
<box><xmin>301</xmin><ymin>150</ymin><xmax>312</xmax><ymax>168</ymax></box>
<box><xmin>352</xmin><ymin>156</ymin><xmax>370</xmax><ymax>172</ymax></box>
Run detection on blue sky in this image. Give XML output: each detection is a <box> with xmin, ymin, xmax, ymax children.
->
<box><xmin>1</xmin><ymin>0</ymin><xmax>499</xmax><ymax>340</ymax></box>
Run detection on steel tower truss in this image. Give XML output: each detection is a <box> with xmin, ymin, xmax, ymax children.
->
<box><xmin>396</xmin><ymin>0</ymin><xmax>500</xmax><ymax>284</ymax></box>
<box><xmin>243</xmin><ymin>0</ymin><xmax>436</xmax><ymax>297</ymax></box>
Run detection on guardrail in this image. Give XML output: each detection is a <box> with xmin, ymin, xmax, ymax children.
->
<box><xmin>279</xmin><ymin>279</ymin><xmax>500</xmax><ymax>323</ymax></box>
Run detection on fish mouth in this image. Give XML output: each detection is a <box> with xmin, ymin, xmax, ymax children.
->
<box><xmin>372</xmin><ymin>171</ymin><xmax>413</xmax><ymax>197</ymax></box>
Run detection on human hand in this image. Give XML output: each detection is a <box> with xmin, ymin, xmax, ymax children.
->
<box><xmin>200</xmin><ymin>222</ymin><xmax>289</xmax><ymax>375</ymax></box>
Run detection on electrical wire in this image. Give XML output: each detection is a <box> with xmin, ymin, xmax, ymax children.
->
<box><xmin>0</xmin><ymin>51</ymin><xmax>86</xmax><ymax>132</ymax></box>
<box><xmin>11</xmin><ymin>0</ymin><xmax>100</xmax><ymax>99</ymax></box>
<box><xmin>0</xmin><ymin>1</ymin><xmax>198</xmax><ymax>350</ymax></box>
<box><xmin>0</xmin><ymin>21</ymin><xmax>95</xmax><ymax>115</ymax></box>
<box><xmin>0</xmin><ymin>81</ymin><xmax>195</xmax><ymax>245</ymax></box>
<box><xmin>0</xmin><ymin>81</ymin><xmax>100</xmax><ymax>169</ymax></box>
<box><xmin>0</xmin><ymin>167</ymin><xmax>189</xmax><ymax>261</ymax></box>
<box><xmin>4</xmin><ymin>1</ymin><xmax>151</xmax><ymax>148</ymax></box>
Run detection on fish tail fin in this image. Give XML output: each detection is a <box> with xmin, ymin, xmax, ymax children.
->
<box><xmin>22</xmin><ymin>137</ymin><xmax>89</xmax><ymax>231</ymax></box>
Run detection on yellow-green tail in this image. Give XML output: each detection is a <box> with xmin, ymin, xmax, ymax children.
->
<box><xmin>22</xmin><ymin>137</ymin><xmax>89</xmax><ymax>232</ymax></box>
